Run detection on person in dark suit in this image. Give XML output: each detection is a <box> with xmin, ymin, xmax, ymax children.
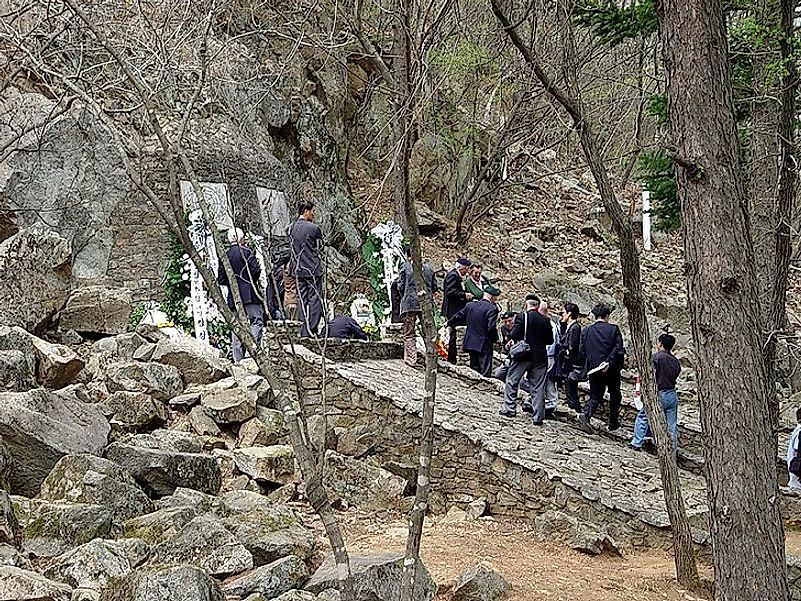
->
<box><xmin>217</xmin><ymin>227</ymin><xmax>264</xmax><ymax>362</ymax></box>
<box><xmin>500</xmin><ymin>294</ymin><xmax>554</xmax><ymax>425</ymax></box>
<box><xmin>441</xmin><ymin>257</ymin><xmax>474</xmax><ymax>364</ymax></box>
<box><xmin>577</xmin><ymin>303</ymin><xmax>625</xmax><ymax>434</ymax></box>
<box><xmin>327</xmin><ymin>307</ymin><xmax>369</xmax><ymax>340</ymax></box>
<box><xmin>288</xmin><ymin>201</ymin><xmax>324</xmax><ymax>337</ymax></box>
<box><xmin>447</xmin><ymin>284</ymin><xmax>501</xmax><ymax>377</ymax></box>
<box><xmin>559</xmin><ymin>301</ymin><xmax>583</xmax><ymax>413</ymax></box>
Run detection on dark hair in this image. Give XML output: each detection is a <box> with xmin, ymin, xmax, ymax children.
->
<box><xmin>658</xmin><ymin>333</ymin><xmax>676</xmax><ymax>352</ymax></box>
<box><xmin>564</xmin><ymin>302</ymin><xmax>580</xmax><ymax>320</ymax></box>
<box><xmin>298</xmin><ymin>200</ymin><xmax>315</xmax><ymax>215</ymax></box>
<box><xmin>525</xmin><ymin>293</ymin><xmax>540</xmax><ymax>303</ymax></box>
<box><xmin>591</xmin><ymin>303</ymin><xmax>612</xmax><ymax>319</ymax></box>
<box><xmin>796</xmin><ymin>407</ymin><xmax>801</xmax><ymax>423</ymax></box>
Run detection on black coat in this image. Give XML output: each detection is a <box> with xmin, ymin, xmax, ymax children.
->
<box><xmin>217</xmin><ymin>245</ymin><xmax>262</xmax><ymax>308</ymax></box>
<box><xmin>441</xmin><ymin>268</ymin><xmax>468</xmax><ymax>319</ymax></box>
<box><xmin>562</xmin><ymin>320</ymin><xmax>582</xmax><ymax>367</ymax></box>
<box><xmin>448</xmin><ymin>299</ymin><xmax>499</xmax><ymax>354</ymax></box>
<box><xmin>327</xmin><ymin>314</ymin><xmax>369</xmax><ymax>340</ymax></box>
<box><xmin>579</xmin><ymin>320</ymin><xmax>625</xmax><ymax>371</ymax></box>
<box><xmin>288</xmin><ymin>218</ymin><xmax>324</xmax><ymax>280</ymax></box>
<box><xmin>509</xmin><ymin>309</ymin><xmax>554</xmax><ymax>366</ymax></box>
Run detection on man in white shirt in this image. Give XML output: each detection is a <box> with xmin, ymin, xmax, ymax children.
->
<box><xmin>539</xmin><ymin>301</ymin><xmax>560</xmax><ymax>417</ymax></box>
<box><xmin>787</xmin><ymin>407</ymin><xmax>801</xmax><ymax>490</ymax></box>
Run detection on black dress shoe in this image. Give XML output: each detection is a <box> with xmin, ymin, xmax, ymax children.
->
<box><xmin>498</xmin><ymin>410</ymin><xmax>517</xmax><ymax>418</ymax></box>
<box><xmin>608</xmin><ymin>422</ymin><xmax>621</xmax><ymax>432</ymax></box>
<box><xmin>522</xmin><ymin>404</ymin><xmax>533</xmax><ymax>413</ymax></box>
<box><xmin>532</xmin><ymin>421</ymin><xmax>544</xmax><ymax>426</ymax></box>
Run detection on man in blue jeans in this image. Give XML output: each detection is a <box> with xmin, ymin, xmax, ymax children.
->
<box><xmin>630</xmin><ymin>333</ymin><xmax>681</xmax><ymax>451</ymax></box>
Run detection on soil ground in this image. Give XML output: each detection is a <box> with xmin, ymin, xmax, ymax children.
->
<box><xmin>336</xmin><ymin>511</ymin><xmax>715</xmax><ymax>601</ymax></box>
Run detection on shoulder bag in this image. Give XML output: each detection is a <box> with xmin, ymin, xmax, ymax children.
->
<box><xmin>508</xmin><ymin>312</ymin><xmax>530</xmax><ymax>361</ymax></box>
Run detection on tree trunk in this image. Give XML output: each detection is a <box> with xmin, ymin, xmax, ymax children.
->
<box><xmin>490</xmin><ymin>0</ymin><xmax>699</xmax><ymax>587</ymax></box>
<box><xmin>656</xmin><ymin>1</ymin><xmax>789</xmax><ymax>599</ymax></box>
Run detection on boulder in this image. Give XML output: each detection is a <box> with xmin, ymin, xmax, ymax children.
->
<box><xmin>105</xmin><ymin>432</ymin><xmax>221</xmax><ymax>497</ymax></box>
<box><xmin>234</xmin><ymin>446</ymin><xmax>295</xmax><ymax>485</ymax></box>
<box><xmin>0</xmin><ymin>491</ymin><xmax>21</xmax><ymax>548</ymax></box>
<box><xmin>105</xmin><ymin>392</ymin><xmax>168</xmax><ymax>431</ymax></box>
<box><xmin>0</xmin><ymin>228</ymin><xmax>71</xmax><ymax>334</ymax></box>
<box><xmin>0</xmin><ymin>350</ymin><xmax>36</xmax><ymax>392</ymax></box>
<box><xmin>465</xmin><ymin>498</ymin><xmax>488</xmax><ymax>520</ymax></box>
<box><xmin>153</xmin><ymin>514</ymin><xmax>253</xmax><ymax>577</ymax></box>
<box><xmin>99</xmin><ymin>565</ymin><xmax>224</xmax><ymax>601</ymax></box>
<box><xmin>12</xmin><ymin>497</ymin><xmax>113</xmax><ymax>557</ymax></box>
<box><xmin>188</xmin><ymin>406</ymin><xmax>221</xmax><ymax>437</ymax></box>
<box><xmin>272</xmin><ymin>592</ymin><xmax>319</xmax><ymax>601</ymax></box>
<box><xmin>0</xmin><ymin>543</ymin><xmax>29</xmax><ymax>568</ymax></box>
<box><xmin>0</xmin><ymin>566</ymin><xmax>72</xmax><ymax>601</ymax></box>
<box><xmin>155</xmin><ymin>487</ymin><xmax>217</xmax><ymax>513</ymax></box>
<box><xmin>43</xmin><ymin>538</ymin><xmax>149</xmax><ymax>590</ymax></box>
<box><xmin>123</xmin><ymin>506</ymin><xmax>199</xmax><ymax>544</ymax></box>
<box><xmin>222</xmin><ymin>555</ymin><xmax>308</xmax><ymax>599</ymax></box>
<box><xmin>104</xmin><ymin>361</ymin><xmax>183</xmax><ymax>402</ymax></box>
<box><xmin>322</xmin><ymin>451</ymin><xmax>406</xmax><ymax>510</ymax></box>
<box><xmin>58</xmin><ymin>286</ymin><xmax>132</xmax><ymax>336</ymax></box>
<box><xmin>452</xmin><ymin>564</ymin><xmax>511</xmax><ymax>601</ymax></box>
<box><xmin>168</xmin><ymin>392</ymin><xmax>201</xmax><ymax>410</ymax></box>
<box><xmin>0</xmin><ymin>327</ymin><xmax>84</xmax><ymax>390</ymax></box>
<box><xmin>0</xmin><ymin>388</ymin><xmax>109</xmax><ymax>496</ymax></box>
<box><xmin>214</xmin><ymin>490</ymin><xmax>315</xmax><ymax>565</ymax></box>
<box><xmin>151</xmin><ymin>337</ymin><xmax>228</xmax><ymax>385</ymax></box>
<box><xmin>201</xmin><ymin>386</ymin><xmax>257</xmax><ymax>424</ymax></box>
<box><xmin>306</xmin><ymin>553</ymin><xmax>436</xmax><ymax>601</ymax></box>
<box><xmin>238</xmin><ymin>409</ymin><xmax>287</xmax><ymax>447</ymax></box>
<box><xmin>40</xmin><ymin>454</ymin><xmax>153</xmax><ymax>524</ymax></box>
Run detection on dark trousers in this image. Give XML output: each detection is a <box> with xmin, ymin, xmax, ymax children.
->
<box><xmin>468</xmin><ymin>350</ymin><xmax>492</xmax><ymax>377</ymax></box>
<box><xmin>564</xmin><ymin>377</ymin><xmax>581</xmax><ymax>412</ymax></box>
<box><xmin>297</xmin><ymin>276</ymin><xmax>323</xmax><ymax>338</ymax></box>
<box><xmin>584</xmin><ymin>367</ymin><xmax>622</xmax><ymax>428</ymax></box>
<box><xmin>447</xmin><ymin>326</ymin><xmax>458</xmax><ymax>364</ymax></box>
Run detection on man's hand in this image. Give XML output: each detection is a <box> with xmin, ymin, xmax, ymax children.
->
<box><xmin>506</xmin><ymin>340</ymin><xmax>513</xmax><ymax>348</ymax></box>
<box><xmin>465</xmin><ymin>293</ymin><xmax>474</xmax><ymax>301</ymax></box>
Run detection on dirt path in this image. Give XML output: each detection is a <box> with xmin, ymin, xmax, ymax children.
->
<box><xmin>339</xmin><ymin>513</ymin><xmax>712</xmax><ymax>601</ymax></box>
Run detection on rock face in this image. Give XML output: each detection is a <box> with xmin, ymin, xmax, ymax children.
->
<box><xmin>59</xmin><ymin>286</ymin><xmax>133</xmax><ymax>336</ymax></box>
<box><xmin>105</xmin><ymin>432</ymin><xmax>221</xmax><ymax>496</ymax></box>
<box><xmin>322</xmin><ymin>451</ymin><xmax>406</xmax><ymax>510</ymax></box>
<box><xmin>0</xmin><ymin>566</ymin><xmax>72</xmax><ymax>601</ymax></box>
<box><xmin>222</xmin><ymin>555</ymin><xmax>308</xmax><ymax>599</ymax></box>
<box><xmin>153</xmin><ymin>514</ymin><xmax>253</xmax><ymax>577</ymax></box>
<box><xmin>0</xmin><ymin>228</ymin><xmax>71</xmax><ymax>334</ymax></box>
<box><xmin>306</xmin><ymin>553</ymin><xmax>436</xmax><ymax>601</ymax></box>
<box><xmin>12</xmin><ymin>498</ymin><xmax>113</xmax><ymax>557</ymax></box>
<box><xmin>151</xmin><ymin>337</ymin><xmax>228</xmax><ymax>385</ymax></box>
<box><xmin>233</xmin><ymin>446</ymin><xmax>295</xmax><ymax>485</ymax></box>
<box><xmin>0</xmin><ymin>388</ymin><xmax>110</xmax><ymax>496</ymax></box>
<box><xmin>40</xmin><ymin>454</ymin><xmax>153</xmax><ymax>523</ymax></box>
<box><xmin>43</xmin><ymin>538</ymin><xmax>150</xmax><ymax>590</ymax></box>
<box><xmin>100</xmin><ymin>565</ymin><xmax>225</xmax><ymax>601</ymax></box>
<box><xmin>104</xmin><ymin>361</ymin><xmax>183</xmax><ymax>402</ymax></box>
<box><xmin>452</xmin><ymin>564</ymin><xmax>511</xmax><ymax>601</ymax></box>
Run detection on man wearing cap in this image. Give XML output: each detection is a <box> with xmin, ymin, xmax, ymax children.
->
<box><xmin>447</xmin><ymin>284</ymin><xmax>501</xmax><ymax>377</ymax></box>
<box><xmin>441</xmin><ymin>257</ymin><xmax>474</xmax><ymax>364</ymax></box>
<box><xmin>217</xmin><ymin>227</ymin><xmax>264</xmax><ymax>363</ymax></box>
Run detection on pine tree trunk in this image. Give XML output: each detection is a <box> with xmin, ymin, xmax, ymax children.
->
<box><xmin>656</xmin><ymin>1</ymin><xmax>789</xmax><ymax>599</ymax></box>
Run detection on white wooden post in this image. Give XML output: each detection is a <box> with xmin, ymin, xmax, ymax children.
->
<box><xmin>642</xmin><ymin>189</ymin><xmax>652</xmax><ymax>252</ymax></box>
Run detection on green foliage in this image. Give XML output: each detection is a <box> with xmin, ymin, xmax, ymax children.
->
<box><xmin>161</xmin><ymin>231</ymin><xmax>193</xmax><ymax>333</ymax></box>
<box><xmin>361</xmin><ymin>234</ymin><xmax>388</xmax><ymax>322</ymax></box>
<box><xmin>645</xmin><ymin>94</ymin><xmax>667</xmax><ymax>125</ymax></box>
<box><xmin>431</xmin><ymin>41</ymin><xmax>492</xmax><ymax>78</ymax></box>
<box><xmin>638</xmin><ymin>150</ymin><xmax>680</xmax><ymax>232</ymax></box>
<box><xmin>127</xmin><ymin>303</ymin><xmax>147</xmax><ymax>332</ymax></box>
<box><xmin>573</xmin><ymin>0</ymin><xmax>657</xmax><ymax>46</ymax></box>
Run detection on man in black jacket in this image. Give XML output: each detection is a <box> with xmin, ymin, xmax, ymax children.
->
<box><xmin>289</xmin><ymin>200</ymin><xmax>324</xmax><ymax>337</ymax></box>
<box><xmin>441</xmin><ymin>257</ymin><xmax>474</xmax><ymax>364</ymax></box>
<box><xmin>447</xmin><ymin>284</ymin><xmax>500</xmax><ymax>377</ymax></box>
<box><xmin>500</xmin><ymin>293</ymin><xmax>554</xmax><ymax>425</ymax></box>
<box><xmin>326</xmin><ymin>306</ymin><xmax>369</xmax><ymax>340</ymax></box>
<box><xmin>217</xmin><ymin>227</ymin><xmax>264</xmax><ymax>362</ymax></box>
<box><xmin>578</xmin><ymin>303</ymin><xmax>625</xmax><ymax>434</ymax></box>
<box><xmin>559</xmin><ymin>302</ymin><xmax>583</xmax><ymax>413</ymax></box>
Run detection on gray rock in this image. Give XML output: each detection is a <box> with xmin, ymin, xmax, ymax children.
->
<box><xmin>0</xmin><ymin>566</ymin><xmax>72</xmax><ymax>601</ymax></box>
<box><xmin>0</xmin><ymin>228</ymin><xmax>71</xmax><ymax>334</ymax></box>
<box><xmin>151</xmin><ymin>337</ymin><xmax>228</xmax><ymax>386</ymax></box>
<box><xmin>222</xmin><ymin>555</ymin><xmax>308</xmax><ymax>599</ymax></box>
<box><xmin>322</xmin><ymin>451</ymin><xmax>406</xmax><ymax>510</ymax></box>
<box><xmin>0</xmin><ymin>491</ymin><xmax>21</xmax><ymax>548</ymax></box>
<box><xmin>153</xmin><ymin>514</ymin><xmax>253</xmax><ymax>577</ymax></box>
<box><xmin>0</xmin><ymin>350</ymin><xmax>36</xmax><ymax>392</ymax></box>
<box><xmin>12</xmin><ymin>498</ymin><xmax>113</xmax><ymax>557</ymax></box>
<box><xmin>104</xmin><ymin>361</ymin><xmax>183</xmax><ymax>402</ymax></box>
<box><xmin>306</xmin><ymin>553</ymin><xmax>436</xmax><ymax>601</ymax></box>
<box><xmin>131</xmin><ymin>342</ymin><xmax>155</xmax><ymax>362</ymax></box>
<box><xmin>154</xmin><ymin>487</ymin><xmax>217</xmax><ymax>513</ymax></box>
<box><xmin>40</xmin><ymin>454</ymin><xmax>153</xmax><ymax>524</ymax></box>
<box><xmin>188</xmin><ymin>406</ymin><xmax>221</xmax><ymax>437</ymax></box>
<box><xmin>271</xmin><ymin>592</ymin><xmax>319</xmax><ymax>601</ymax></box>
<box><xmin>0</xmin><ymin>389</ymin><xmax>110</xmax><ymax>496</ymax></box>
<box><xmin>465</xmin><ymin>498</ymin><xmax>488</xmax><ymax>520</ymax></box>
<box><xmin>452</xmin><ymin>564</ymin><xmax>511</xmax><ymax>601</ymax></box>
<box><xmin>0</xmin><ymin>327</ymin><xmax>83</xmax><ymax>389</ymax></box>
<box><xmin>59</xmin><ymin>286</ymin><xmax>132</xmax><ymax>336</ymax></box>
<box><xmin>233</xmin><ymin>446</ymin><xmax>295</xmax><ymax>485</ymax></box>
<box><xmin>123</xmin><ymin>506</ymin><xmax>199</xmax><ymax>544</ymax></box>
<box><xmin>168</xmin><ymin>392</ymin><xmax>201</xmax><ymax>410</ymax></box>
<box><xmin>105</xmin><ymin>392</ymin><xmax>168</xmax><ymax>431</ymax></box>
<box><xmin>105</xmin><ymin>433</ymin><xmax>221</xmax><ymax>497</ymax></box>
<box><xmin>201</xmin><ymin>386</ymin><xmax>257</xmax><ymax>424</ymax></box>
<box><xmin>570</xmin><ymin>526</ymin><xmax>623</xmax><ymax>557</ymax></box>
<box><xmin>214</xmin><ymin>490</ymin><xmax>314</xmax><ymax>565</ymax></box>
<box><xmin>238</xmin><ymin>409</ymin><xmax>287</xmax><ymax>447</ymax></box>
<box><xmin>71</xmin><ymin>588</ymin><xmax>100</xmax><ymax>601</ymax></box>
<box><xmin>44</xmin><ymin>538</ymin><xmax>149</xmax><ymax>590</ymax></box>
<box><xmin>0</xmin><ymin>543</ymin><xmax>29</xmax><ymax>568</ymax></box>
<box><xmin>99</xmin><ymin>565</ymin><xmax>224</xmax><ymax>601</ymax></box>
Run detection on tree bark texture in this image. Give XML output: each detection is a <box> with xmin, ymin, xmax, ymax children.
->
<box><xmin>491</xmin><ymin>0</ymin><xmax>698</xmax><ymax>587</ymax></box>
<box><xmin>656</xmin><ymin>1</ymin><xmax>789</xmax><ymax>599</ymax></box>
